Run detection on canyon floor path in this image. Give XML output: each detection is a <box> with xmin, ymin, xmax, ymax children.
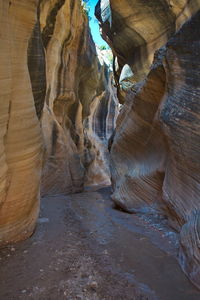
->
<box><xmin>0</xmin><ymin>186</ymin><xmax>200</xmax><ymax>300</ymax></box>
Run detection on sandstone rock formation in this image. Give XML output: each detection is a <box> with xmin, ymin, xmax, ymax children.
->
<box><xmin>96</xmin><ymin>0</ymin><xmax>200</xmax><ymax>102</ymax></box>
<box><xmin>96</xmin><ymin>0</ymin><xmax>200</xmax><ymax>289</ymax></box>
<box><xmin>0</xmin><ymin>0</ymin><xmax>118</xmax><ymax>245</ymax></box>
<box><xmin>0</xmin><ymin>0</ymin><xmax>43</xmax><ymax>245</ymax></box>
<box><xmin>1</xmin><ymin>0</ymin><xmax>200</xmax><ymax>291</ymax></box>
<box><xmin>39</xmin><ymin>0</ymin><xmax>118</xmax><ymax>195</ymax></box>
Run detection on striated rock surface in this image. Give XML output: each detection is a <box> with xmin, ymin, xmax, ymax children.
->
<box><xmin>0</xmin><ymin>0</ymin><xmax>43</xmax><ymax>244</ymax></box>
<box><xmin>96</xmin><ymin>0</ymin><xmax>200</xmax><ymax>289</ymax></box>
<box><xmin>0</xmin><ymin>0</ymin><xmax>118</xmax><ymax>244</ymax></box>
<box><xmin>162</xmin><ymin>12</ymin><xmax>200</xmax><ymax>287</ymax></box>
<box><xmin>110</xmin><ymin>49</ymin><xmax>167</xmax><ymax>214</ymax></box>
<box><xmin>96</xmin><ymin>0</ymin><xmax>200</xmax><ymax>102</ymax></box>
<box><xmin>39</xmin><ymin>0</ymin><xmax>118</xmax><ymax>194</ymax></box>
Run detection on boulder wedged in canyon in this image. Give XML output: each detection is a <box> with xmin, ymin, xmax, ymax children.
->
<box><xmin>0</xmin><ymin>0</ymin><xmax>43</xmax><ymax>244</ymax></box>
<box><xmin>96</xmin><ymin>0</ymin><xmax>200</xmax><ymax>289</ymax></box>
<box><xmin>0</xmin><ymin>0</ymin><xmax>118</xmax><ymax>244</ymax></box>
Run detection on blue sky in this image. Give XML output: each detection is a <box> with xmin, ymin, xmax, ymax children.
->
<box><xmin>85</xmin><ymin>0</ymin><xmax>108</xmax><ymax>47</ymax></box>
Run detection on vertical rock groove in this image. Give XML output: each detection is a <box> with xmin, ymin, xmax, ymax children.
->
<box><xmin>28</xmin><ymin>18</ymin><xmax>46</xmax><ymax>119</ymax></box>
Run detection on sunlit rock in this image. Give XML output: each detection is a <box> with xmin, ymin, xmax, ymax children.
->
<box><xmin>0</xmin><ymin>0</ymin><xmax>43</xmax><ymax>244</ymax></box>
<box><xmin>0</xmin><ymin>0</ymin><xmax>118</xmax><ymax>244</ymax></box>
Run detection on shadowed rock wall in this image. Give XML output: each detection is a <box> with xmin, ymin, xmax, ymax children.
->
<box><xmin>0</xmin><ymin>0</ymin><xmax>118</xmax><ymax>245</ymax></box>
<box><xmin>96</xmin><ymin>0</ymin><xmax>200</xmax><ymax>102</ymax></box>
<box><xmin>96</xmin><ymin>0</ymin><xmax>200</xmax><ymax>289</ymax></box>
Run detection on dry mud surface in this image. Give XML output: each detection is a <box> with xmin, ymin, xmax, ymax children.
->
<box><xmin>0</xmin><ymin>186</ymin><xmax>200</xmax><ymax>300</ymax></box>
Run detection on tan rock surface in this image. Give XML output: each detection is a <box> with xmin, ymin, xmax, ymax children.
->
<box><xmin>96</xmin><ymin>0</ymin><xmax>200</xmax><ymax>102</ymax></box>
<box><xmin>0</xmin><ymin>0</ymin><xmax>43</xmax><ymax>244</ymax></box>
<box><xmin>0</xmin><ymin>0</ymin><xmax>118</xmax><ymax>244</ymax></box>
<box><xmin>39</xmin><ymin>0</ymin><xmax>118</xmax><ymax>194</ymax></box>
<box><xmin>97</xmin><ymin>0</ymin><xmax>200</xmax><ymax>289</ymax></box>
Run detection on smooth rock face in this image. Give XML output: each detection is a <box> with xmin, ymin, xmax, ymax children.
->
<box><xmin>39</xmin><ymin>0</ymin><xmax>118</xmax><ymax>194</ymax></box>
<box><xmin>0</xmin><ymin>0</ymin><xmax>43</xmax><ymax>244</ymax></box>
<box><xmin>96</xmin><ymin>0</ymin><xmax>200</xmax><ymax>289</ymax></box>
<box><xmin>96</xmin><ymin>0</ymin><xmax>200</xmax><ymax>102</ymax></box>
<box><xmin>0</xmin><ymin>0</ymin><xmax>118</xmax><ymax>244</ymax></box>
<box><xmin>110</xmin><ymin>50</ymin><xmax>167</xmax><ymax>214</ymax></box>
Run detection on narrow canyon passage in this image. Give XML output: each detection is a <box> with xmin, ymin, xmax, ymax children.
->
<box><xmin>1</xmin><ymin>186</ymin><xmax>200</xmax><ymax>300</ymax></box>
<box><xmin>1</xmin><ymin>0</ymin><xmax>200</xmax><ymax>299</ymax></box>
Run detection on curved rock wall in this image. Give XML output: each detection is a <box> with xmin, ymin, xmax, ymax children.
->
<box><xmin>0</xmin><ymin>0</ymin><xmax>118</xmax><ymax>244</ymax></box>
<box><xmin>0</xmin><ymin>0</ymin><xmax>43</xmax><ymax>244</ymax></box>
<box><xmin>39</xmin><ymin>0</ymin><xmax>118</xmax><ymax>194</ymax></box>
<box><xmin>96</xmin><ymin>0</ymin><xmax>200</xmax><ymax>289</ymax></box>
<box><xmin>162</xmin><ymin>13</ymin><xmax>200</xmax><ymax>287</ymax></box>
<box><xmin>96</xmin><ymin>0</ymin><xmax>200</xmax><ymax>102</ymax></box>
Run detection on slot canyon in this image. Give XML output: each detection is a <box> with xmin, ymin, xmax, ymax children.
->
<box><xmin>0</xmin><ymin>0</ymin><xmax>200</xmax><ymax>299</ymax></box>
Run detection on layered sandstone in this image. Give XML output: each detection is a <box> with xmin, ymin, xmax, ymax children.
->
<box><xmin>0</xmin><ymin>0</ymin><xmax>43</xmax><ymax>244</ymax></box>
<box><xmin>96</xmin><ymin>0</ymin><xmax>200</xmax><ymax>289</ymax></box>
<box><xmin>0</xmin><ymin>0</ymin><xmax>117</xmax><ymax>244</ymax></box>
<box><xmin>39</xmin><ymin>0</ymin><xmax>118</xmax><ymax>194</ymax></box>
<box><xmin>96</xmin><ymin>0</ymin><xmax>200</xmax><ymax>102</ymax></box>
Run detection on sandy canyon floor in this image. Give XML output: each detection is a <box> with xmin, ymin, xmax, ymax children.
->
<box><xmin>0</xmin><ymin>186</ymin><xmax>200</xmax><ymax>300</ymax></box>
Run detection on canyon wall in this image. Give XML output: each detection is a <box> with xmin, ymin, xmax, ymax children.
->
<box><xmin>96</xmin><ymin>0</ymin><xmax>200</xmax><ymax>102</ymax></box>
<box><xmin>0</xmin><ymin>0</ymin><xmax>44</xmax><ymax>245</ymax></box>
<box><xmin>96</xmin><ymin>0</ymin><xmax>200</xmax><ymax>289</ymax></box>
<box><xmin>0</xmin><ymin>0</ymin><xmax>117</xmax><ymax>245</ymax></box>
<box><xmin>39</xmin><ymin>0</ymin><xmax>117</xmax><ymax>195</ymax></box>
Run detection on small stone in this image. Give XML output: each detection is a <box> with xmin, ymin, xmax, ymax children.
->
<box><xmin>11</xmin><ymin>247</ymin><xmax>15</xmax><ymax>252</ymax></box>
<box><xmin>38</xmin><ymin>217</ymin><xmax>49</xmax><ymax>224</ymax></box>
<box><xmin>90</xmin><ymin>281</ymin><xmax>98</xmax><ymax>290</ymax></box>
<box><xmin>81</xmin><ymin>273</ymin><xmax>87</xmax><ymax>278</ymax></box>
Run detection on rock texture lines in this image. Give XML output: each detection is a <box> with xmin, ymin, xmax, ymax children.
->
<box><xmin>1</xmin><ymin>0</ymin><xmax>200</xmax><ymax>291</ymax></box>
<box><xmin>0</xmin><ymin>0</ymin><xmax>43</xmax><ymax>245</ymax></box>
<box><xmin>96</xmin><ymin>0</ymin><xmax>200</xmax><ymax>289</ymax></box>
<box><xmin>0</xmin><ymin>0</ymin><xmax>118</xmax><ymax>244</ymax></box>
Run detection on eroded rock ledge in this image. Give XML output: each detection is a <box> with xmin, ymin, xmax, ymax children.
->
<box><xmin>96</xmin><ymin>0</ymin><xmax>200</xmax><ymax>289</ymax></box>
<box><xmin>0</xmin><ymin>0</ymin><xmax>118</xmax><ymax>244</ymax></box>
